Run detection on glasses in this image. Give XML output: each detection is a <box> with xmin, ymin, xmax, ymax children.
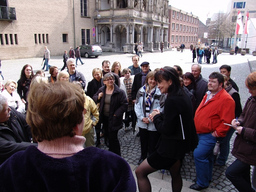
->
<box><xmin>104</xmin><ymin>78</ymin><xmax>114</xmax><ymax>81</ymax></box>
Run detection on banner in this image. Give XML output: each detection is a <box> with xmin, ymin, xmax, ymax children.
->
<box><xmin>236</xmin><ymin>10</ymin><xmax>244</xmax><ymax>35</ymax></box>
<box><xmin>244</xmin><ymin>12</ymin><xmax>249</xmax><ymax>34</ymax></box>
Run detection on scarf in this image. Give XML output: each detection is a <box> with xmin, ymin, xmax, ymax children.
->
<box><xmin>143</xmin><ymin>85</ymin><xmax>156</xmax><ymax>111</ymax></box>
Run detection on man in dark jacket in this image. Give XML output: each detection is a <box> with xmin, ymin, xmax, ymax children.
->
<box><xmin>0</xmin><ymin>95</ymin><xmax>36</xmax><ymax>165</ymax></box>
<box><xmin>219</xmin><ymin>64</ymin><xmax>239</xmax><ymax>92</ymax></box>
<box><xmin>191</xmin><ymin>64</ymin><xmax>208</xmax><ymax>109</ymax></box>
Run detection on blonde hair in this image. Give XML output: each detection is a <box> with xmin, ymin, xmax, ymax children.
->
<box><xmin>111</xmin><ymin>61</ymin><xmax>121</xmax><ymax>73</ymax></box>
<box><xmin>91</xmin><ymin>68</ymin><xmax>102</xmax><ymax>78</ymax></box>
<box><xmin>4</xmin><ymin>80</ymin><xmax>17</xmax><ymax>89</ymax></box>
<box><xmin>57</xmin><ymin>71</ymin><xmax>70</xmax><ymax>81</ymax></box>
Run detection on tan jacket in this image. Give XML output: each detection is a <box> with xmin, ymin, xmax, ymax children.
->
<box><xmin>82</xmin><ymin>94</ymin><xmax>99</xmax><ymax>136</ymax></box>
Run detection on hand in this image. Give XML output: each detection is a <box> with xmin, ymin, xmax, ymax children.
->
<box><xmin>234</xmin><ymin>126</ymin><xmax>243</xmax><ymax>134</ymax></box>
<box><xmin>132</xmin><ymin>99</ymin><xmax>136</xmax><ymax>104</ymax></box>
<box><xmin>149</xmin><ymin>109</ymin><xmax>160</xmax><ymax>121</ymax></box>
<box><xmin>98</xmin><ymin>92</ymin><xmax>103</xmax><ymax>100</ymax></box>
<box><xmin>21</xmin><ymin>99</ymin><xmax>26</xmax><ymax>104</ymax></box>
<box><xmin>231</xmin><ymin>119</ymin><xmax>240</xmax><ymax>127</ymax></box>
<box><xmin>142</xmin><ymin>117</ymin><xmax>149</xmax><ymax>124</ymax></box>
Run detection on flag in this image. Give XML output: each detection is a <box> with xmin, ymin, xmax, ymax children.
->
<box><xmin>244</xmin><ymin>12</ymin><xmax>249</xmax><ymax>34</ymax></box>
<box><xmin>236</xmin><ymin>10</ymin><xmax>243</xmax><ymax>35</ymax></box>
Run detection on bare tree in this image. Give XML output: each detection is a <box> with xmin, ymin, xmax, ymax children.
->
<box><xmin>207</xmin><ymin>12</ymin><xmax>226</xmax><ymax>47</ymax></box>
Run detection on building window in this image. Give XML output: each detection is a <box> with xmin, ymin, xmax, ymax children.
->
<box><xmin>0</xmin><ymin>34</ymin><xmax>3</xmax><ymax>45</ymax></box>
<box><xmin>38</xmin><ymin>34</ymin><xmax>41</xmax><ymax>44</ymax></box>
<box><xmin>179</xmin><ymin>36</ymin><xmax>181</xmax><ymax>42</ymax></box>
<box><xmin>180</xmin><ymin>24</ymin><xmax>182</xmax><ymax>31</ymax></box>
<box><xmin>81</xmin><ymin>29</ymin><xmax>85</xmax><ymax>45</ymax></box>
<box><xmin>34</xmin><ymin>34</ymin><xmax>37</xmax><ymax>44</ymax></box>
<box><xmin>180</xmin><ymin>13</ymin><xmax>183</xmax><ymax>21</ymax></box>
<box><xmin>175</xmin><ymin>35</ymin><xmax>178</xmax><ymax>43</ymax></box>
<box><xmin>14</xmin><ymin>34</ymin><xmax>18</xmax><ymax>44</ymax></box>
<box><xmin>80</xmin><ymin>0</ymin><xmax>87</xmax><ymax>17</ymax></box>
<box><xmin>176</xmin><ymin>24</ymin><xmax>179</xmax><ymax>31</ymax></box>
<box><xmin>176</xmin><ymin>12</ymin><xmax>179</xmax><ymax>19</ymax></box>
<box><xmin>9</xmin><ymin>34</ymin><xmax>13</xmax><ymax>45</ymax></box>
<box><xmin>42</xmin><ymin>34</ymin><xmax>45</xmax><ymax>43</ymax></box>
<box><xmin>62</xmin><ymin>34</ymin><xmax>68</xmax><ymax>43</ymax></box>
<box><xmin>5</xmin><ymin>34</ymin><xmax>8</xmax><ymax>45</ymax></box>
<box><xmin>46</xmin><ymin>34</ymin><xmax>49</xmax><ymax>43</ymax></box>
<box><xmin>172</xmin><ymin>11</ymin><xmax>175</xmax><ymax>19</ymax></box>
<box><xmin>233</xmin><ymin>2</ymin><xmax>246</xmax><ymax>9</ymax></box>
<box><xmin>86</xmin><ymin>29</ymin><xmax>90</xmax><ymax>44</ymax></box>
<box><xmin>171</xmin><ymin>35</ymin><xmax>174</xmax><ymax>43</ymax></box>
<box><xmin>172</xmin><ymin>23</ymin><xmax>175</xmax><ymax>30</ymax></box>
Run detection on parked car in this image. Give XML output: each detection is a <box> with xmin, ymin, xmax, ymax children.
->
<box><xmin>80</xmin><ymin>45</ymin><xmax>102</xmax><ymax>58</ymax></box>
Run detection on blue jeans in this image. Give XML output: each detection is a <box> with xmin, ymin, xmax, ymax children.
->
<box><xmin>226</xmin><ymin>159</ymin><xmax>255</xmax><ymax>192</ymax></box>
<box><xmin>213</xmin><ymin>55</ymin><xmax>217</xmax><ymax>63</ymax></box>
<box><xmin>193</xmin><ymin>133</ymin><xmax>216</xmax><ymax>188</ymax></box>
<box><xmin>42</xmin><ymin>58</ymin><xmax>49</xmax><ymax>71</ymax></box>
<box><xmin>76</xmin><ymin>57</ymin><xmax>84</xmax><ymax>66</ymax></box>
<box><xmin>198</xmin><ymin>56</ymin><xmax>203</xmax><ymax>64</ymax></box>
<box><xmin>216</xmin><ymin>128</ymin><xmax>235</xmax><ymax>166</ymax></box>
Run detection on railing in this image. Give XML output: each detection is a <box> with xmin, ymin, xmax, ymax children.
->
<box><xmin>0</xmin><ymin>6</ymin><xmax>16</xmax><ymax>21</ymax></box>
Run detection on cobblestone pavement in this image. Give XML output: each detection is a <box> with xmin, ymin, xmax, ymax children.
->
<box><xmin>2</xmin><ymin>49</ymin><xmax>256</xmax><ymax>191</ymax></box>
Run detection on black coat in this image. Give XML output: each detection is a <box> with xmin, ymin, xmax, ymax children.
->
<box><xmin>132</xmin><ymin>73</ymin><xmax>143</xmax><ymax>100</ymax></box>
<box><xmin>153</xmin><ymin>89</ymin><xmax>197</xmax><ymax>158</ymax></box>
<box><xmin>93</xmin><ymin>85</ymin><xmax>128</xmax><ymax>131</ymax></box>
<box><xmin>0</xmin><ymin>108</ymin><xmax>37</xmax><ymax>165</ymax></box>
<box><xmin>86</xmin><ymin>78</ymin><xmax>103</xmax><ymax>98</ymax></box>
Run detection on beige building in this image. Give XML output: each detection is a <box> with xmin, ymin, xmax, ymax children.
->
<box><xmin>95</xmin><ymin>0</ymin><xmax>169</xmax><ymax>53</ymax></box>
<box><xmin>0</xmin><ymin>0</ymin><xmax>95</xmax><ymax>60</ymax></box>
<box><xmin>0</xmin><ymin>0</ymin><xmax>170</xmax><ymax>60</ymax></box>
<box><xmin>168</xmin><ymin>6</ymin><xmax>199</xmax><ymax>49</ymax></box>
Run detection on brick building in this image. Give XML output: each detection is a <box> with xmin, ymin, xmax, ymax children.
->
<box><xmin>168</xmin><ymin>6</ymin><xmax>199</xmax><ymax>49</ymax></box>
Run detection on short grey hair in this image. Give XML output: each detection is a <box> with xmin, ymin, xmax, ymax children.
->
<box><xmin>103</xmin><ymin>73</ymin><xmax>114</xmax><ymax>81</ymax></box>
<box><xmin>67</xmin><ymin>58</ymin><xmax>75</xmax><ymax>66</ymax></box>
<box><xmin>0</xmin><ymin>94</ymin><xmax>8</xmax><ymax>112</ymax></box>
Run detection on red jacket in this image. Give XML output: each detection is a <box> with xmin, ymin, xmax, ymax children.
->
<box><xmin>194</xmin><ymin>89</ymin><xmax>235</xmax><ymax>137</ymax></box>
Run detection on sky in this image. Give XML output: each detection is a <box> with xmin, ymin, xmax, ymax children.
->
<box><xmin>169</xmin><ymin>0</ymin><xmax>230</xmax><ymax>24</ymax></box>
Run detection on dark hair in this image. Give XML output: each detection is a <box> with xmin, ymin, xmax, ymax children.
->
<box><xmin>183</xmin><ymin>72</ymin><xmax>196</xmax><ymax>90</ymax></box>
<box><xmin>209</xmin><ymin>72</ymin><xmax>224</xmax><ymax>87</ymax></box>
<box><xmin>155</xmin><ymin>66</ymin><xmax>181</xmax><ymax>95</ymax></box>
<box><xmin>49</xmin><ymin>66</ymin><xmax>58</xmax><ymax>76</ymax></box>
<box><xmin>102</xmin><ymin>60</ymin><xmax>110</xmax><ymax>66</ymax></box>
<box><xmin>219</xmin><ymin>65</ymin><xmax>231</xmax><ymax>72</ymax></box>
<box><xmin>19</xmin><ymin>64</ymin><xmax>34</xmax><ymax>84</ymax></box>
<box><xmin>173</xmin><ymin>65</ymin><xmax>183</xmax><ymax>77</ymax></box>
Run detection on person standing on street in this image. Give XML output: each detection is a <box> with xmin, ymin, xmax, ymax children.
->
<box><xmin>75</xmin><ymin>47</ymin><xmax>84</xmax><ymax>66</ymax></box>
<box><xmin>61</xmin><ymin>50</ymin><xmax>68</xmax><ymax>71</ymax></box>
<box><xmin>42</xmin><ymin>46</ymin><xmax>50</xmax><ymax>71</ymax></box>
<box><xmin>226</xmin><ymin>71</ymin><xmax>256</xmax><ymax>192</ymax></box>
<box><xmin>190</xmin><ymin>72</ymin><xmax>235</xmax><ymax>191</ymax></box>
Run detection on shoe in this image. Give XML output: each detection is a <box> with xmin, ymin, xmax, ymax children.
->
<box><xmin>132</xmin><ymin>127</ymin><xmax>135</xmax><ymax>134</ymax></box>
<box><xmin>82</xmin><ymin>63</ymin><xmax>84</xmax><ymax>65</ymax></box>
<box><xmin>189</xmin><ymin>183</ymin><xmax>207</xmax><ymax>191</ymax></box>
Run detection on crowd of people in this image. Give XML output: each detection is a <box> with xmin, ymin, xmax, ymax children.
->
<box><xmin>192</xmin><ymin>46</ymin><xmax>219</xmax><ymax>64</ymax></box>
<box><xmin>0</xmin><ymin>52</ymin><xmax>255</xmax><ymax>192</ymax></box>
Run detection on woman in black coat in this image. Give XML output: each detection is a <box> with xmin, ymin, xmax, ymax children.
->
<box><xmin>17</xmin><ymin>64</ymin><xmax>34</xmax><ymax>107</ymax></box>
<box><xmin>135</xmin><ymin>67</ymin><xmax>197</xmax><ymax>192</ymax></box>
<box><xmin>93</xmin><ymin>73</ymin><xmax>128</xmax><ymax>156</ymax></box>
